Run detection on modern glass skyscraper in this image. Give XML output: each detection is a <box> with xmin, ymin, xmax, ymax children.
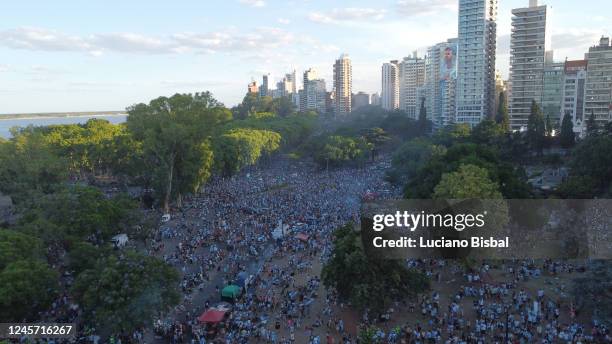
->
<box><xmin>456</xmin><ymin>0</ymin><xmax>497</xmax><ymax>127</ymax></box>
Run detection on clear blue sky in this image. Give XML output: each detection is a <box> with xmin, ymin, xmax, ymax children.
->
<box><xmin>0</xmin><ymin>0</ymin><xmax>609</xmax><ymax>113</ymax></box>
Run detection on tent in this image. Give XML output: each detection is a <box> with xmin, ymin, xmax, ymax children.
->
<box><xmin>221</xmin><ymin>285</ymin><xmax>242</xmax><ymax>300</ymax></box>
<box><xmin>112</xmin><ymin>234</ymin><xmax>129</xmax><ymax>247</ymax></box>
<box><xmin>295</xmin><ymin>233</ymin><xmax>309</xmax><ymax>242</ymax></box>
<box><xmin>198</xmin><ymin>309</ymin><xmax>227</xmax><ymax>323</ymax></box>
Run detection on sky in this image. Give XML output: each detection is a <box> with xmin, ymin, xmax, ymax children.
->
<box><xmin>0</xmin><ymin>0</ymin><xmax>609</xmax><ymax>113</ymax></box>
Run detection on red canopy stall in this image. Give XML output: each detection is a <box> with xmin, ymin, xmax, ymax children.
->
<box><xmin>198</xmin><ymin>309</ymin><xmax>227</xmax><ymax>323</ymax></box>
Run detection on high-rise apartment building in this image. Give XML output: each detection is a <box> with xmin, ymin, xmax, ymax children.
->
<box><xmin>508</xmin><ymin>0</ymin><xmax>548</xmax><ymax>130</ymax></box>
<box><xmin>381</xmin><ymin>60</ymin><xmax>400</xmax><ymax>111</ymax></box>
<box><xmin>247</xmin><ymin>81</ymin><xmax>258</xmax><ymax>94</ymax></box>
<box><xmin>352</xmin><ymin>92</ymin><xmax>370</xmax><ymax>110</ymax></box>
<box><xmin>399</xmin><ymin>52</ymin><xmax>426</xmax><ymax>119</ymax></box>
<box><xmin>300</xmin><ymin>68</ymin><xmax>326</xmax><ymax>114</ymax></box>
<box><xmin>456</xmin><ymin>0</ymin><xmax>497</xmax><ymax>127</ymax></box>
<box><xmin>542</xmin><ymin>59</ymin><xmax>564</xmax><ymax>128</ymax></box>
<box><xmin>561</xmin><ymin>59</ymin><xmax>588</xmax><ymax>136</ymax></box>
<box><xmin>371</xmin><ymin>93</ymin><xmax>381</xmax><ymax>106</ymax></box>
<box><xmin>426</xmin><ymin>38</ymin><xmax>458</xmax><ymax>128</ymax></box>
<box><xmin>333</xmin><ymin>54</ymin><xmax>352</xmax><ymax>116</ymax></box>
<box><xmin>584</xmin><ymin>36</ymin><xmax>612</xmax><ymax>129</ymax></box>
<box><xmin>259</xmin><ymin>73</ymin><xmax>271</xmax><ymax>97</ymax></box>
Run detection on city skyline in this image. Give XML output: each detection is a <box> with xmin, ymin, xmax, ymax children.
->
<box><xmin>0</xmin><ymin>0</ymin><xmax>609</xmax><ymax>113</ymax></box>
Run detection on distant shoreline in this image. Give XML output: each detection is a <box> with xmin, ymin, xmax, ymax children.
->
<box><xmin>0</xmin><ymin>111</ymin><xmax>126</xmax><ymax>120</ymax></box>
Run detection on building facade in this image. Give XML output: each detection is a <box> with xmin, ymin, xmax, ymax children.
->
<box><xmin>561</xmin><ymin>59</ymin><xmax>588</xmax><ymax>136</ymax></box>
<box><xmin>381</xmin><ymin>60</ymin><xmax>400</xmax><ymax>111</ymax></box>
<box><xmin>456</xmin><ymin>0</ymin><xmax>498</xmax><ymax>127</ymax></box>
<box><xmin>399</xmin><ymin>52</ymin><xmax>426</xmax><ymax>119</ymax></box>
<box><xmin>247</xmin><ymin>81</ymin><xmax>258</xmax><ymax>94</ymax></box>
<box><xmin>508</xmin><ymin>0</ymin><xmax>548</xmax><ymax>130</ymax></box>
<box><xmin>300</xmin><ymin>68</ymin><xmax>326</xmax><ymax>114</ymax></box>
<box><xmin>259</xmin><ymin>74</ymin><xmax>271</xmax><ymax>97</ymax></box>
<box><xmin>352</xmin><ymin>92</ymin><xmax>370</xmax><ymax>110</ymax></box>
<box><xmin>584</xmin><ymin>36</ymin><xmax>612</xmax><ymax>130</ymax></box>
<box><xmin>426</xmin><ymin>38</ymin><xmax>458</xmax><ymax>128</ymax></box>
<box><xmin>333</xmin><ymin>54</ymin><xmax>353</xmax><ymax>116</ymax></box>
<box><xmin>542</xmin><ymin>60</ymin><xmax>564</xmax><ymax>128</ymax></box>
<box><xmin>371</xmin><ymin>93</ymin><xmax>381</xmax><ymax>106</ymax></box>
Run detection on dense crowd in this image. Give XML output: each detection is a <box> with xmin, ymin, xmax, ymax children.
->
<box><xmin>146</xmin><ymin>157</ymin><xmax>399</xmax><ymax>343</ymax></box>
<box><xmin>28</xmin><ymin>153</ymin><xmax>609</xmax><ymax>344</ymax></box>
<box><xmin>141</xmin><ymin>156</ymin><xmax>609</xmax><ymax>344</ymax></box>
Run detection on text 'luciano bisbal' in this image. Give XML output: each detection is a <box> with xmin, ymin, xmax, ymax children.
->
<box><xmin>370</xmin><ymin>211</ymin><xmax>509</xmax><ymax>249</ymax></box>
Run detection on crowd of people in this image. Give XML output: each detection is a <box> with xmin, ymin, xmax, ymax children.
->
<box><xmin>139</xmin><ymin>155</ymin><xmax>610</xmax><ymax>344</ymax></box>
<box><xmin>28</xmin><ymin>152</ymin><xmax>610</xmax><ymax>344</ymax></box>
<box><xmin>146</xmin><ymin>157</ymin><xmax>400</xmax><ymax>343</ymax></box>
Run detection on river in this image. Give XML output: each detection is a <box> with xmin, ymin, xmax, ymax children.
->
<box><xmin>0</xmin><ymin>113</ymin><xmax>128</xmax><ymax>139</ymax></box>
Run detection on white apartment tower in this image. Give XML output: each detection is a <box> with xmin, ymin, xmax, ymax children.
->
<box><xmin>381</xmin><ymin>60</ymin><xmax>400</xmax><ymax>110</ymax></box>
<box><xmin>426</xmin><ymin>38</ymin><xmax>459</xmax><ymax>128</ymax></box>
<box><xmin>561</xmin><ymin>60</ymin><xmax>588</xmax><ymax>136</ymax></box>
<box><xmin>333</xmin><ymin>54</ymin><xmax>352</xmax><ymax>116</ymax></box>
<box><xmin>300</xmin><ymin>68</ymin><xmax>327</xmax><ymax>114</ymax></box>
<box><xmin>508</xmin><ymin>0</ymin><xmax>548</xmax><ymax>130</ymax></box>
<box><xmin>456</xmin><ymin>0</ymin><xmax>497</xmax><ymax>127</ymax></box>
<box><xmin>399</xmin><ymin>52</ymin><xmax>426</xmax><ymax>119</ymax></box>
<box><xmin>584</xmin><ymin>36</ymin><xmax>612</xmax><ymax>129</ymax></box>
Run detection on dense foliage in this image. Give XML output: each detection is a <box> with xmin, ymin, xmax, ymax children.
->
<box><xmin>322</xmin><ymin>224</ymin><xmax>430</xmax><ymax>314</ymax></box>
<box><xmin>72</xmin><ymin>250</ymin><xmax>180</xmax><ymax>334</ymax></box>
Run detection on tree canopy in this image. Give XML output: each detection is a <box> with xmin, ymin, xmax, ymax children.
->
<box><xmin>322</xmin><ymin>224</ymin><xmax>429</xmax><ymax>314</ymax></box>
<box><xmin>126</xmin><ymin>92</ymin><xmax>231</xmax><ymax>211</ymax></box>
<box><xmin>72</xmin><ymin>250</ymin><xmax>180</xmax><ymax>334</ymax></box>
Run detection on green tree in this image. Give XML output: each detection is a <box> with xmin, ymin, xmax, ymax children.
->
<box><xmin>361</xmin><ymin>127</ymin><xmax>390</xmax><ymax>161</ymax></box>
<box><xmin>314</xmin><ymin>135</ymin><xmax>371</xmax><ymax>169</ymax></box>
<box><xmin>126</xmin><ymin>92</ymin><xmax>231</xmax><ymax>212</ymax></box>
<box><xmin>18</xmin><ymin>186</ymin><xmax>138</xmax><ymax>243</ymax></box>
<box><xmin>559</xmin><ymin>113</ymin><xmax>575</xmax><ymax>148</ymax></box>
<box><xmin>214</xmin><ymin>128</ymin><xmax>281</xmax><ymax>175</ymax></box>
<box><xmin>432</xmin><ymin>124</ymin><xmax>471</xmax><ymax>147</ymax></box>
<box><xmin>433</xmin><ymin>164</ymin><xmax>503</xmax><ymax>199</ymax></box>
<box><xmin>526</xmin><ymin>100</ymin><xmax>546</xmax><ymax>154</ymax></box>
<box><xmin>496</xmin><ymin>91</ymin><xmax>509</xmax><ymax>131</ymax></box>
<box><xmin>471</xmin><ymin>120</ymin><xmax>505</xmax><ymax>145</ymax></box>
<box><xmin>387</xmin><ymin>138</ymin><xmax>446</xmax><ymax>184</ymax></box>
<box><xmin>72</xmin><ymin>251</ymin><xmax>180</xmax><ymax>335</ymax></box>
<box><xmin>565</xmin><ymin>134</ymin><xmax>612</xmax><ymax>194</ymax></box>
<box><xmin>0</xmin><ymin>259</ymin><xmax>59</xmax><ymax>321</ymax></box>
<box><xmin>0</xmin><ymin>230</ymin><xmax>43</xmax><ymax>270</ymax></box>
<box><xmin>0</xmin><ymin>130</ymin><xmax>68</xmax><ymax>203</ymax></box>
<box><xmin>321</xmin><ymin>224</ymin><xmax>429</xmax><ymax>315</ymax></box>
<box><xmin>417</xmin><ymin>98</ymin><xmax>430</xmax><ymax>135</ymax></box>
<box><xmin>273</xmin><ymin>96</ymin><xmax>296</xmax><ymax>117</ymax></box>
<box><xmin>586</xmin><ymin>109</ymin><xmax>599</xmax><ymax>136</ymax></box>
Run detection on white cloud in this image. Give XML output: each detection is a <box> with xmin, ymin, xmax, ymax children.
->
<box><xmin>308</xmin><ymin>8</ymin><xmax>387</xmax><ymax>24</ymax></box>
<box><xmin>239</xmin><ymin>0</ymin><xmax>265</xmax><ymax>8</ymax></box>
<box><xmin>91</xmin><ymin>33</ymin><xmax>180</xmax><ymax>54</ymax></box>
<box><xmin>173</xmin><ymin>27</ymin><xmax>295</xmax><ymax>53</ymax></box>
<box><xmin>396</xmin><ymin>0</ymin><xmax>456</xmax><ymax>17</ymax></box>
<box><xmin>0</xmin><ymin>64</ymin><xmax>8</xmax><ymax>72</ymax></box>
<box><xmin>277</xmin><ymin>18</ymin><xmax>291</xmax><ymax>25</ymax></box>
<box><xmin>0</xmin><ymin>27</ymin><xmax>94</xmax><ymax>52</ymax></box>
<box><xmin>0</xmin><ymin>26</ymin><xmax>308</xmax><ymax>56</ymax></box>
